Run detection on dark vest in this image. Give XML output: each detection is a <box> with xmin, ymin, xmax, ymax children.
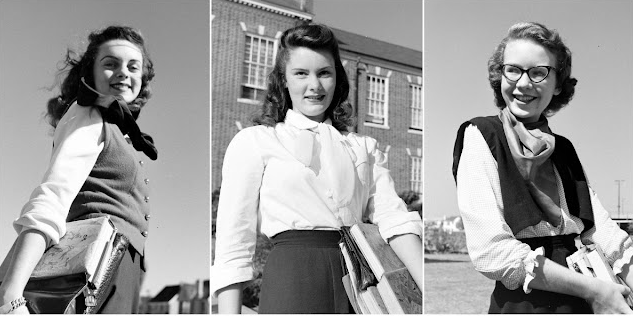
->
<box><xmin>68</xmin><ymin>120</ymin><xmax>151</xmax><ymax>254</ymax></box>
<box><xmin>452</xmin><ymin>116</ymin><xmax>594</xmax><ymax>235</ymax></box>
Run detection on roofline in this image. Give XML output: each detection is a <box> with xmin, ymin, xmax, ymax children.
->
<box><xmin>340</xmin><ymin>51</ymin><xmax>422</xmax><ymax>75</ymax></box>
<box><xmin>230</xmin><ymin>0</ymin><xmax>314</xmax><ymax>20</ymax></box>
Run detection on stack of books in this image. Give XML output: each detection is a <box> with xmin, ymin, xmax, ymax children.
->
<box><xmin>340</xmin><ymin>223</ymin><xmax>423</xmax><ymax>314</ymax></box>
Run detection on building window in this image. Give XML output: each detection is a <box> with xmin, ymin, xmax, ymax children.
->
<box><xmin>411</xmin><ymin>156</ymin><xmax>422</xmax><ymax>195</ymax></box>
<box><xmin>410</xmin><ymin>84</ymin><xmax>423</xmax><ymax>130</ymax></box>
<box><xmin>241</xmin><ymin>34</ymin><xmax>276</xmax><ymax>101</ymax></box>
<box><xmin>366</xmin><ymin>75</ymin><xmax>389</xmax><ymax>126</ymax></box>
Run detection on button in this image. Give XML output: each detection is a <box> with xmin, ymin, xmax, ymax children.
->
<box><xmin>141</xmin><ymin>231</ymin><xmax>149</xmax><ymax>237</ymax></box>
<box><xmin>144</xmin><ymin>196</ymin><xmax>150</xmax><ymax>203</ymax></box>
<box><xmin>139</xmin><ymin>160</ymin><xmax>144</xmax><ymax>166</ymax></box>
<box><xmin>144</xmin><ymin>178</ymin><xmax>150</xmax><ymax>184</ymax></box>
<box><xmin>145</xmin><ymin>214</ymin><xmax>151</xmax><ymax>220</ymax></box>
<box><xmin>326</xmin><ymin>189</ymin><xmax>334</xmax><ymax>198</ymax></box>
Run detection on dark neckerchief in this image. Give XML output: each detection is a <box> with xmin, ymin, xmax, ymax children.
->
<box><xmin>76</xmin><ymin>80</ymin><xmax>158</xmax><ymax>160</ymax></box>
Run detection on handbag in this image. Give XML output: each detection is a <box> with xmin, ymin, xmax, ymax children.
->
<box><xmin>0</xmin><ymin>216</ymin><xmax>129</xmax><ymax>314</ymax></box>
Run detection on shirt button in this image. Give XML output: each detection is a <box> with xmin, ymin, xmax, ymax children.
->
<box><xmin>326</xmin><ymin>189</ymin><xmax>334</xmax><ymax>198</ymax></box>
<box><xmin>145</xmin><ymin>214</ymin><xmax>151</xmax><ymax>220</ymax></box>
<box><xmin>139</xmin><ymin>160</ymin><xmax>144</xmax><ymax>166</ymax></box>
<box><xmin>141</xmin><ymin>231</ymin><xmax>149</xmax><ymax>237</ymax></box>
<box><xmin>144</xmin><ymin>178</ymin><xmax>150</xmax><ymax>185</ymax></box>
<box><xmin>144</xmin><ymin>196</ymin><xmax>150</xmax><ymax>203</ymax></box>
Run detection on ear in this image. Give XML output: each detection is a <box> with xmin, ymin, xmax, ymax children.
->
<box><xmin>554</xmin><ymin>86</ymin><xmax>561</xmax><ymax>96</ymax></box>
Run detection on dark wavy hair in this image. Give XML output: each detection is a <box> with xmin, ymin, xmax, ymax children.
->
<box><xmin>46</xmin><ymin>25</ymin><xmax>155</xmax><ymax>127</ymax></box>
<box><xmin>252</xmin><ymin>23</ymin><xmax>354</xmax><ymax>131</ymax></box>
<box><xmin>488</xmin><ymin>22</ymin><xmax>577</xmax><ymax>116</ymax></box>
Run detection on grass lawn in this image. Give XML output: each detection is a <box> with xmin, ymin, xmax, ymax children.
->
<box><xmin>424</xmin><ymin>253</ymin><xmax>495</xmax><ymax>314</ymax></box>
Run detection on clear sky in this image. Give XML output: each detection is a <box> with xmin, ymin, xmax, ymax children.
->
<box><xmin>0</xmin><ymin>0</ymin><xmax>209</xmax><ymax>297</ymax></box>
<box><xmin>424</xmin><ymin>0</ymin><xmax>633</xmax><ymax>220</ymax></box>
<box><xmin>313</xmin><ymin>0</ymin><xmax>422</xmax><ymax>51</ymax></box>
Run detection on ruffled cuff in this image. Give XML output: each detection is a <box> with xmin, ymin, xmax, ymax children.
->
<box><xmin>210</xmin><ymin>264</ymin><xmax>255</xmax><ymax>296</ymax></box>
<box><xmin>522</xmin><ymin>246</ymin><xmax>544</xmax><ymax>294</ymax></box>
<box><xmin>612</xmin><ymin>241</ymin><xmax>633</xmax><ymax>276</ymax></box>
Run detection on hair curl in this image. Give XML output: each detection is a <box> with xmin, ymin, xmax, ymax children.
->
<box><xmin>488</xmin><ymin>22</ymin><xmax>577</xmax><ymax>116</ymax></box>
<box><xmin>46</xmin><ymin>25</ymin><xmax>155</xmax><ymax>127</ymax></box>
<box><xmin>252</xmin><ymin>23</ymin><xmax>354</xmax><ymax>131</ymax></box>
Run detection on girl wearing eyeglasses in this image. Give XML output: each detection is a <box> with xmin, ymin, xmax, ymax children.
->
<box><xmin>453</xmin><ymin>22</ymin><xmax>633</xmax><ymax>313</ymax></box>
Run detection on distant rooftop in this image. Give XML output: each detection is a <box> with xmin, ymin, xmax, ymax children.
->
<box><xmin>331</xmin><ymin>27</ymin><xmax>422</xmax><ymax>70</ymax></box>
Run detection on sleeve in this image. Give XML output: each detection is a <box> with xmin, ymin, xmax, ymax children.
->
<box><xmin>456</xmin><ymin>124</ymin><xmax>541</xmax><ymax>291</ymax></box>
<box><xmin>13</xmin><ymin>103</ymin><xmax>104</xmax><ymax>247</ymax></box>
<box><xmin>211</xmin><ymin>128</ymin><xmax>265</xmax><ymax>295</ymax></box>
<box><xmin>580</xmin><ymin>188</ymin><xmax>633</xmax><ymax>275</ymax></box>
<box><xmin>363</xmin><ymin>137</ymin><xmax>423</xmax><ymax>242</ymax></box>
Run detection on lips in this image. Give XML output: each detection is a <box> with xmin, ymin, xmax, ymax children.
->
<box><xmin>110</xmin><ymin>83</ymin><xmax>131</xmax><ymax>91</ymax></box>
<box><xmin>304</xmin><ymin>95</ymin><xmax>325</xmax><ymax>102</ymax></box>
<box><xmin>514</xmin><ymin>94</ymin><xmax>536</xmax><ymax>103</ymax></box>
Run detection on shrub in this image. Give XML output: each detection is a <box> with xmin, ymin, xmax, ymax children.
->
<box><xmin>424</xmin><ymin>222</ymin><xmax>468</xmax><ymax>254</ymax></box>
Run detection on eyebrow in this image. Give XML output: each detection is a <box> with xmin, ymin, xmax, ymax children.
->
<box><xmin>100</xmin><ymin>55</ymin><xmax>142</xmax><ymax>63</ymax></box>
<box><xmin>290</xmin><ymin>66</ymin><xmax>333</xmax><ymax>71</ymax></box>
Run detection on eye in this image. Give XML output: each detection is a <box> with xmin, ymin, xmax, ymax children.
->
<box><xmin>129</xmin><ymin>64</ymin><xmax>142</xmax><ymax>72</ymax></box>
<box><xmin>294</xmin><ymin>71</ymin><xmax>308</xmax><ymax>77</ymax></box>
<box><xmin>319</xmin><ymin>70</ymin><xmax>332</xmax><ymax>77</ymax></box>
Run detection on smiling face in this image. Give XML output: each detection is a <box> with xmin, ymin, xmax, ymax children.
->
<box><xmin>93</xmin><ymin>39</ymin><xmax>144</xmax><ymax>103</ymax></box>
<box><xmin>501</xmin><ymin>39</ymin><xmax>561</xmax><ymax>123</ymax></box>
<box><xmin>285</xmin><ymin>47</ymin><xmax>336</xmax><ymax>122</ymax></box>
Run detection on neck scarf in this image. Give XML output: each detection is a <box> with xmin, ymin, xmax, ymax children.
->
<box><xmin>285</xmin><ymin>109</ymin><xmax>355</xmax><ymax>209</ymax></box>
<box><xmin>499</xmin><ymin>107</ymin><xmax>561</xmax><ymax>226</ymax></box>
<box><xmin>76</xmin><ymin>78</ymin><xmax>158</xmax><ymax>160</ymax></box>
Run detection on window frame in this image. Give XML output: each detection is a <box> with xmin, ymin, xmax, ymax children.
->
<box><xmin>238</xmin><ymin>33</ymin><xmax>277</xmax><ymax>103</ymax></box>
<box><xmin>364</xmin><ymin>74</ymin><xmax>390</xmax><ymax>128</ymax></box>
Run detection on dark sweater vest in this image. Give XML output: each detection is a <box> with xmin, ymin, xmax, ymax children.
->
<box><xmin>452</xmin><ymin>116</ymin><xmax>594</xmax><ymax>235</ymax></box>
<box><xmin>68</xmin><ymin>120</ymin><xmax>151</xmax><ymax>254</ymax></box>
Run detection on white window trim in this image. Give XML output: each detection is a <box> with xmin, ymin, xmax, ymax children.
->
<box><xmin>408</xmin><ymin>128</ymin><xmax>423</xmax><ymax>135</ymax></box>
<box><xmin>410</xmin><ymin>155</ymin><xmax>423</xmax><ymax>195</ymax></box>
<box><xmin>240</xmin><ymin>32</ymin><xmax>278</xmax><ymax>101</ymax></box>
<box><xmin>410</xmin><ymin>84</ymin><xmax>423</xmax><ymax>130</ymax></box>
<box><xmin>365</xmin><ymin>74</ymin><xmax>389</xmax><ymax>128</ymax></box>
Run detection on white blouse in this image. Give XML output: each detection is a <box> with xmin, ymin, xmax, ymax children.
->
<box><xmin>211</xmin><ymin>110</ymin><xmax>422</xmax><ymax>294</ymax></box>
<box><xmin>13</xmin><ymin>103</ymin><xmax>104</xmax><ymax>247</ymax></box>
<box><xmin>457</xmin><ymin>124</ymin><xmax>633</xmax><ymax>292</ymax></box>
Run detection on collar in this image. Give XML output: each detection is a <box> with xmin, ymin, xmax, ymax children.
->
<box><xmin>285</xmin><ymin>109</ymin><xmax>333</xmax><ymax>130</ymax></box>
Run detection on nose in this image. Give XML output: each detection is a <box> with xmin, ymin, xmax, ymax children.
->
<box><xmin>515</xmin><ymin>71</ymin><xmax>532</xmax><ymax>89</ymax></box>
<box><xmin>115</xmin><ymin>66</ymin><xmax>130</xmax><ymax>78</ymax></box>
<box><xmin>307</xmin><ymin>74</ymin><xmax>322</xmax><ymax>91</ymax></box>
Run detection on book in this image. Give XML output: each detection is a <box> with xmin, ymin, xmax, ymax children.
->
<box><xmin>345</xmin><ymin>223</ymin><xmax>423</xmax><ymax>314</ymax></box>
<box><xmin>340</xmin><ymin>243</ymin><xmax>388</xmax><ymax>314</ymax></box>
<box><xmin>566</xmin><ymin>243</ymin><xmax>633</xmax><ymax>307</ymax></box>
<box><xmin>0</xmin><ymin>216</ymin><xmax>116</xmax><ymax>282</ymax></box>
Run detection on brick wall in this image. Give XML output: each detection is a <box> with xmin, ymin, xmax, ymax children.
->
<box><xmin>212</xmin><ymin>0</ymin><xmax>304</xmax><ymax>189</ymax></box>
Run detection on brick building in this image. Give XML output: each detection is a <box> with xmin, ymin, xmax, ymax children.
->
<box><xmin>211</xmin><ymin>0</ymin><xmax>422</xmax><ymax>196</ymax></box>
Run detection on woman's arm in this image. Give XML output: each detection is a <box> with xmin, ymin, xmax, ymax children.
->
<box><xmin>0</xmin><ymin>230</ymin><xmax>47</xmax><ymax>313</ymax></box>
<box><xmin>389</xmin><ymin>234</ymin><xmax>423</xmax><ymax>290</ymax></box>
<box><xmin>216</xmin><ymin>283</ymin><xmax>245</xmax><ymax>314</ymax></box>
<box><xmin>531</xmin><ymin>255</ymin><xmax>633</xmax><ymax>313</ymax></box>
<box><xmin>0</xmin><ymin>104</ymin><xmax>103</xmax><ymax>313</ymax></box>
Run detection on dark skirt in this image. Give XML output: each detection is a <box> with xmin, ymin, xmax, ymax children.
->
<box><xmin>258</xmin><ymin>230</ymin><xmax>353</xmax><ymax>314</ymax></box>
<box><xmin>488</xmin><ymin>234</ymin><xmax>592</xmax><ymax>314</ymax></box>
<box><xmin>76</xmin><ymin>245</ymin><xmax>145</xmax><ymax>314</ymax></box>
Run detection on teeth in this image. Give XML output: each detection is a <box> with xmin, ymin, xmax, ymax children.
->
<box><xmin>515</xmin><ymin>95</ymin><xmax>535</xmax><ymax>102</ymax></box>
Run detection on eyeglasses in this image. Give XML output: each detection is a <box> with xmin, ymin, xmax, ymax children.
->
<box><xmin>502</xmin><ymin>64</ymin><xmax>556</xmax><ymax>83</ymax></box>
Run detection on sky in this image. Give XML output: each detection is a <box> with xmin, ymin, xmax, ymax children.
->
<box><xmin>0</xmin><ymin>0</ymin><xmax>209</xmax><ymax>297</ymax></box>
<box><xmin>313</xmin><ymin>0</ymin><xmax>422</xmax><ymax>51</ymax></box>
<box><xmin>424</xmin><ymin>0</ymin><xmax>633</xmax><ymax>220</ymax></box>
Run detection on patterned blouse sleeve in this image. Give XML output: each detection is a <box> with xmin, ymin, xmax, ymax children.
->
<box><xmin>457</xmin><ymin>124</ymin><xmax>542</xmax><ymax>291</ymax></box>
<box><xmin>580</xmin><ymin>187</ymin><xmax>633</xmax><ymax>275</ymax></box>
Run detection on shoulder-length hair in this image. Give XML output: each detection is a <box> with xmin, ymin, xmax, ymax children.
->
<box><xmin>252</xmin><ymin>23</ymin><xmax>354</xmax><ymax>131</ymax></box>
<box><xmin>46</xmin><ymin>25</ymin><xmax>155</xmax><ymax>127</ymax></box>
<box><xmin>488</xmin><ymin>22</ymin><xmax>577</xmax><ymax>116</ymax></box>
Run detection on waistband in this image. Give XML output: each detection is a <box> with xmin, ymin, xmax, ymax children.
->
<box><xmin>518</xmin><ymin>234</ymin><xmax>578</xmax><ymax>250</ymax></box>
<box><xmin>271</xmin><ymin>230</ymin><xmax>342</xmax><ymax>248</ymax></box>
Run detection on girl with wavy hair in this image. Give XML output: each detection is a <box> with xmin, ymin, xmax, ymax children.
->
<box><xmin>0</xmin><ymin>25</ymin><xmax>156</xmax><ymax>314</ymax></box>
<box><xmin>212</xmin><ymin>23</ymin><xmax>423</xmax><ymax>313</ymax></box>
<box><xmin>453</xmin><ymin>22</ymin><xmax>633</xmax><ymax>313</ymax></box>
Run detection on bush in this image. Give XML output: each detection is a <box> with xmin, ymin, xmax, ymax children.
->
<box><xmin>424</xmin><ymin>222</ymin><xmax>468</xmax><ymax>254</ymax></box>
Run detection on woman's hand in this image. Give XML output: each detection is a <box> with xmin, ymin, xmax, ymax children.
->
<box><xmin>8</xmin><ymin>304</ymin><xmax>29</xmax><ymax>314</ymax></box>
<box><xmin>585</xmin><ymin>280</ymin><xmax>633</xmax><ymax>314</ymax></box>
